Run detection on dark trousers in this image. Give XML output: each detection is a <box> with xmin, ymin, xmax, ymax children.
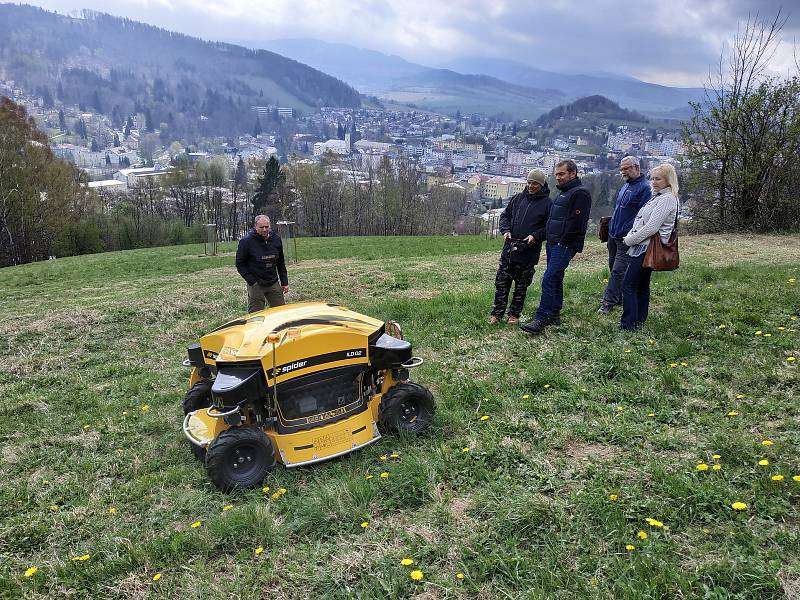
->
<box><xmin>602</xmin><ymin>236</ymin><xmax>631</xmax><ymax>306</ymax></box>
<box><xmin>620</xmin><ymin>253</ymin><xmax>652</xmax><ymax>330</ymax></box>
<box><xmin>534</xmin><ymin>243</ymin><xmax>576</xmax><ymax>322</ymax></box>
<box><xmin>492</xmin><ymin>253</ymin><xmax>536</xmax><ymax>318</ymax></box>
<box><xmin>247</xmin><ymin>281</ymin><xmax>285</xmax><ymax>313</ymax></box>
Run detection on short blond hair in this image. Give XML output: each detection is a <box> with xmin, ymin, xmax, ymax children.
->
<box><xmin>651</xmin><ymin>163</ymin><xmax>679</xmax><ymax>195</ymax></box>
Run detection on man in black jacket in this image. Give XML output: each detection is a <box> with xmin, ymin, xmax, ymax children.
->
<box><xmin>236</xmin><ymin>215</ymin><xmax>289</xmax><ymax>313</ymax></box>
<box><xmin>490</xmin><ymin>169</ymin><xmax>552</xmax><ymax>324</ymax></box>
<box><xmin>521</xmin><ymin>159</ymin><xmax>592</xmax><ymax>335</ymax></box>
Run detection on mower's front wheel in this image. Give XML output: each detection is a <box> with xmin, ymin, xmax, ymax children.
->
<box><xmin>378</xmin><ymin>382</ymin><xmax>435</xmax><ymax>435</ymax></box>
<box><xmin>206</xmin><ymin>426</ymin><xmax>276</xmax><ymax>491</ymax></box>
<box><xmin>183</xmin><ymin>379</ymin><xmax>213</xmax><ymax>462</ymax></box>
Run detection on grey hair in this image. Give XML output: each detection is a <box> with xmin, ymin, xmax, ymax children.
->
<box><xmin>254</xmin><ymin>214</ymin><xmax>270</xmax><ymax>225</ymax></box>
<box><xmin>620</xmin><ymin>155</ymin><xmax>640</xmax><ymax>168</ymax></box>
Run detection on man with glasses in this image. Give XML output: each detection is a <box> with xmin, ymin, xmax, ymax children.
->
<box><xmin>236</xmin><ymin>214</ymin><xmax>289</xmax><ymax>313</ymax></box>
<box><xmin>520</xmin><ymin>159</ymin><xmax>592</xmax><ymax>335</ymax></box>
<box><xmin>597</xmin><ymin>156</ymin><xmax>651</xmax><ymax>314</ymax></box>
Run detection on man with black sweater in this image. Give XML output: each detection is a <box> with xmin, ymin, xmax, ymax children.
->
<box><xmin>236</xmin><ymin>215</ymin><xmax>289</xmax><ymax>313</ymax></box>
<box><xmin>521</xmin><ymin>159</ymin><xmax>592</xmax><ymax>335</ymax></box>
<box><xmin>490</xmin><ymin>169</ymin><xmax>552</xmax><ymax>324</ymax></box>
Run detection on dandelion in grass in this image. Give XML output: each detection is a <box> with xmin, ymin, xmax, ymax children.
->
<box><xmin>72</xmin><ymin>554</ymin><xmax>90</xmax><ymax>561</ymax></box>
<box><xmin>122</xmin><ymin>411</ymin><xmax>128</xmax><ymax>416</ymax></box>
<box><xmin>792</xmin><ymin>475</ymin><xmax>800</xmax><ymax>482</ymax></box>
<box><xmin>400</xmin><ymin>558</ymin><xmax>414</xmax><ymax>566</ymax></box>
<box><xmin>49</xmin><ymin>505</ymin><xmax>59</xmax><ymax>511</ymax></box>
<box><xmin>625</xmin><ymin>545</ymin><xmax>635</xmax><ymax>551</ymax></box>
<box><xmin>108</xmin><ymin>507</ymin><xmax>117</xmax><ymax>514</ymax></box>
<box><xmin>645</xmin><ymin>518</ymin><xmax>664</xmax><ymax>528</ymax></box>
<box><xmin>791</xmin><ymin>316</ymin><xmax>798</xmax><ymax>321</ymax></box>
<box><xmin>152</xmin><ymin>573</ymin><xmax>162</xmax><ymax>582</ymax></box>
<box><xmin>271</xmin><ymin>492</ymin><xmax>280</xmax><ymax>500</ymax></box>
<box><xmin>696</xmin><ymin>463</ymin><xmax>709</xmax><ymax>471</ymax></box>
<box><xmin>24</xmin><ymin>567</ymin><xmax>38</xmax><ymax>577</ymax></box>
<box><xmin>637</xmin><ymin>531</ymin><xmax>648</xmax><ymax>540</ymax></box>
<box><xmin>764</xmin><ymin>333</ymin><xmax>772</xmax><ymax>337</ymax></box>
<box><xmin>390</xmin><ymin>452</ymin><xmax>400</xmax><ymax>459</ymax></box>
<box><xmin>727</xmin><ymin>411</ymin><xmax>739</xmax><ymax>417</ymax></box>
<box><xmin>543</xmin><ymin>384</ymin><xmax>551</xmax><ymax>389</ymax></box>
<box><xmin>761</xmin><ymin>440</ymin><xmax>774</xmax><ymax>446</ymax></box>
<box><xmin>713</xmin><ymin>454</ymin><xmax>721</xmax><ymax>460</ymax></box>
<box><xmin>670</xmin><ymin>363</ymin><xmax>678</xmax><ymax>368</ymax></box>
<box><xmin>755</xmin><ymin>331</ymin><xmax>763</xmax><ymax>336</ymax></box>
<box><xmin>778</xmin><ymin>326</ymin><xmax>786</xmax><ymax>331</ymax></box>
<box><xmin>365</xmin><ymin>475</ymin><xmax>374</xmax><ymax>480</ymax></box>
<box><xmin>379</xmin><ymin>454</ymin><xmax>388</xmax><ymax>460</ymax></box>
<box><xmin>713</xmin><ymin>464</ymin><xmax>722</xmax><ymax>471</ymax></box>
<box><xmin>141</xmin><ymin>404</ymin><xmax>150</xmax><ymax>412</ymax></box>
<box><xmin>609</xmin><ymin>494</ymin><xmax>618</xmax><ymax>501</ymax></box>
<box><xmin>647</xmin><ymin>412</ymin><xmax>655</xmax><ymax>417</ymax></box>
<box><xmin>789</xmin><ymin>278</ymin><xmax>797</xmax><ymax>283</ymax></box>
<box><xmin>255</xmin><ymin>547</ymin><xmax>264</xmax><ymax>555</ymax></box>
<box><xmin>736</xmin><ymin>394</ymin><xmax>745</xmax><ymax>399</ymax></box>
<box><xmin>680</xmin><ymin>362</ymin><xmax>688</xmax><ymax>367</ymax></box>
<box><xmin>771</xmin><ymin>475</ymin><xmax>784</xmax><ymax>481</ymax></box>
<box><xmin>83</xmin><ymin>424</ymin><xmax>90</xmax><ymax>430</ymax></box>
<box><xmin>758</xmin><ymin>459</ymin><xmax>769</xmax><ymax>466</ymax></box>
<box><xmin>262</xmin><ymin>485</ymin><xmax>270</xmax><ymax>493</ymax></box>
<box><xmin>222</xmin><ymin>504</ymin><xmax>233</xmax><ymax>511</ymax></box>
<box><xmin>731</xmin><ymin>502</ymin><xmax>747</xmax><ymax>510</ymax></box>
<box><xmin>788</xmin><ymin>357</ymin><xmax>797</xmax><ymax>362</ymax></box>
<box><xmin>410</xmin><ymin>570</ymin><xmax>424</xmax><ymax>581</ymax></box>
<box><xmin>380</xmin><ymin>472</ymin><xmax>389</xmax><ymax>479</ymax></box>
<box><xmin>522</xmin><ymin>394</ymin><xmax>530</xmax><ymax>399</ymax></box>
<box><xmin>616</xmin><ymin>406</ymin><xmax>623</xmax><ymax>411</ymax></box>
<box><xmin>480</xmin><ymin>415</ymin><xmax>490</xmax><ymax>421</ymax></box>
<box><xmin>360</xmin><ymin>521</ymin><xmax>369</xmax><ymax>529</ymax></box>
<box><xmin>190</xmin><ymin>521</ymin><xmax>201</xmax><ymax>528</ymax></box>
<box><xmin>456</xmin><ymin>572</ymin><xmax>465</xmax><ymax>580</ymax></box>
<box><xmin>718</xmin><ymin>324</ymin><xmax>727</xmax><ymax>329</ymax></box>
<box><xmin>462</xmin><ymin>447</ymin><xmax>470</xmax><ymax>452</ymax></box>
<box><xmin>624</xmin><ymin>349</ymin><xmax>632</xmax><ymax>353</ymax></box>
<box><xmin>278</xmin><ymin>488</ymin><xmax>287</xmax><ymax>494</ymax></box>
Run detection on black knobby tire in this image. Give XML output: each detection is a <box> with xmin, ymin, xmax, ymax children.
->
<box><xmin>378</xmin><ymin>382</ymin><xmax>435</xmax><ymax>435</ymax></box>
<box><xmin>183</xmin><ymin>379</ymin><xmax>212</xmax><ymax>461</ymax></box>
<box><xmin>205</xmin><ymin>426</ymin><xmax>276</xmax><ymax>491</ymax></box>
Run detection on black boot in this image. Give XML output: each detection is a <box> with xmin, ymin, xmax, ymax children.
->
<box><xmin>520</xmin><ymin>319</ymin><xmax>547</xmax><ymax>335</ymax></box>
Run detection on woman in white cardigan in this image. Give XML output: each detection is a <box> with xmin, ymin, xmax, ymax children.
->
<box><xmin>619</xmin><ymin>163</ymin><xmax>680</xmax><ymax>330</ymax></box>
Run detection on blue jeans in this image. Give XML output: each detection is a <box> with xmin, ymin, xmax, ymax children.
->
<box><xmin>534</xmin><ymin>243</ymin><xmax>576</xmax><ymax>322</ymax></box>
<box><xmin>620</xmin><ymin>253</ymin><xmax>652</xmax><ymax>330</ymax></box>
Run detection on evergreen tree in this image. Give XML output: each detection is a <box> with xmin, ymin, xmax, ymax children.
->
<box><xmin>42</xmin><ymin>87</ymin><xmax>54</xmax><ymax>109</ymax></box>
<box><xmin>105</xmin><ymin>154</ymin><xmax>111</xmax><ymax>165</ymax></box>
<box><xmin>113</xmin><ymin>133</ymin><xmax>120</xmax><ymax>147</ymax></box>
<box><xmin>252</xmin><ymin>156</ymin><xmax>283</xmax><ymax>211</ymax></box>
<box><xmin>91</xmin><ymin>139</ymin><xmax>100</xmax><ymax>152</ymax></box>
<box><xmin>124</xmin><ymin>116</ymin><xmax>133</xmax><ymax>137</ymax></box>
<box><xmin>57</xmin><ymin>80</ymin><xmax>64</xmax><ymax>100</ymax></box>
<box><xmin>235</xmin><ymin>157</ymin><xmax>248</xmax><ymax>189</ymax></box>
<box><xmin>337</xmin><ymin>122</ymin><xmax>344</xmax><ymax>139</ymax></box>
<box><xmin>77</xmin><ymin>119</ymin><xmax>88</xmax><ymax>140</ymax></box>
<box><xmin>58</xmin><ymin>109</ymin><xmax>67</xmax><ymax>132</ymax></box>
<box><xmin>92</xmin><ymin>90</ymin><xmax>103</xmax><ymax>113</ymax></box>
<box><xmin>253</xmin><ymin>116</ymin><xmax>262</xmax><ymax>136</ymax></box>
<box><xmin>144</xmin><ymin>108</ymin><xmax>154</xmax><ymax>132</ymax></box>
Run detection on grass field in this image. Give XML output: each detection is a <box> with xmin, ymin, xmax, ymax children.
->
<box><xmin>1</xmin><ymin>234</ymin><xmax>798</xmax><ymax>599</ymax></box>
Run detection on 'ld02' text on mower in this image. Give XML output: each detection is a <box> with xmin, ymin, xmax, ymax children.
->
<box><xmin>181</xmin><ymin>302</ymin><xmax>434</xmax><ymax>490</ymax></box>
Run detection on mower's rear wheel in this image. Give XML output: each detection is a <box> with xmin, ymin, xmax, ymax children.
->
<box><xmin>205</xmin><ymin>426</ymin><xmax>276</xmax><ymax>491</ymax></box>
<box><xmin>378</xmin><ymin>382</ymin><xmax>435</xmax><ymax>435</ymax></box>
<box><xmin>183</xmin><ymin>379</ymin><xmax>212</xmax><ymax>462</ymax></box>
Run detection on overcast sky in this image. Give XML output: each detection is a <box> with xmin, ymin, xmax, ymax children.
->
<box><xmin>24</xmin><ymin>0</ymin><xmax>800</xmax><ymax>87</ymax></box>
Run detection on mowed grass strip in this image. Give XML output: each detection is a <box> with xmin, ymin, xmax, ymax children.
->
<box><xmin>0</xmin><ymin>234</ymin><xmax>798</xmax><ymax>599</ymax></box>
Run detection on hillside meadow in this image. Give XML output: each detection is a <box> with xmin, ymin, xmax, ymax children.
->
<box><xmin>0</xmin><ymin>234</ymin><xmax>798</xmax><ymax>599</ymax></box>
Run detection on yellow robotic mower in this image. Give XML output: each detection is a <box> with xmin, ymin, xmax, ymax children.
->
<box><xmin>181</xmin><ymin>302</ymin><xmax>434</xmax><ymax>490</ymax></box>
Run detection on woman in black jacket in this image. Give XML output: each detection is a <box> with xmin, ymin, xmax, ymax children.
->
<box><xmin>489</xmin><ymin>170</ymin><xmax>552</xmax><ymax>324</ymax></box>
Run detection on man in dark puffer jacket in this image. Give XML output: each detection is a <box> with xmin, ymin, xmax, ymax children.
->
<box><xmin>521</xmin><ymin>159</ymin><xmax>592</xmax><ymax>335</ymax></box>
<box><xmin>490</xmin><ymin>169</ymin><xmax>552</xmax><ymax>324</ymax></box>
<box><xmin>236</xmin><ymin>214</ymin><xmax>289</xmax><ymax>313</ymax></box>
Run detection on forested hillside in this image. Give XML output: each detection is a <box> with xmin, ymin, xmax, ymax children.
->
<box><xmin>0</xmin><ymin>4</ymin><xmax>361</xmax><ymax>138</ymax></box>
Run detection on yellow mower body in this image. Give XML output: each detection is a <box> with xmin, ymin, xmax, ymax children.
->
<box><xmin>182</xmin><ymin>302</ymin><xmax>433</xmax><ymax>489</ymax></box>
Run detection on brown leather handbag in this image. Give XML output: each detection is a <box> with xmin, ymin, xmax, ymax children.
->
<box><xmin>598</xmin><ymin>216</ymin><xmax>611</xmax><ymax>242</ymax></box>
<box><xmin>643</xmin><ymin>204</ymin><xmax>679</xmax><ymax>271</ymax></box>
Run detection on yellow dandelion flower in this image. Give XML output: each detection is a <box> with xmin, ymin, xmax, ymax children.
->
<box><xmin>792</xmin><ymin>475</ymin><xmax>800</xmax><ymax>481</ymax></box>
<box><xmin>712</xmin><ymin>464</ymin><xmax>722</xmax><ymax>471</ymax></box>
<box><xmin>764</xmin><ymin>333</ymin><xmax>772</xmax><ymax>337</ymax></box>
<box><xmin>696</xmin><ymin>463</ymin><xmax>709</xmax><ymax>471</ymax></box>
<box><xmin>791</xmin><ymin>316</ymin><xmax>798</xmax><ymax>321</ymax></box>
<box><xmin>624</xmin><ymin>349</ymin><xmax>632</xmax><ymax>353</ymax></box>
<box><xmin>223</xmin><ymin>504</ymin><xmax>233</xmax><ymax>511</ymax></box>
<box><xmin>360</xmin><ymin>521</ymin><xmax>369</xmax><ymax>529</ymax></box>
<box><xmin>788</xmin><ymin>357</ymin><xmax>797</xmax><ymax>362</ymax></box>
<box><xmin>190</xmin><ymin>521</ymin><xmax>201</xmax><ymax>528</ymax></box>
<box><xmin>462</xmin><ymin>447</ymin><xmax>470</xmax><ymax>452</ymax></box>
<box><xmin>735</xmin><ymin>394</ymin><xmax>745</xmax><ymax>399</ymax></box>
<box><xmin>255</xmin><ymin>547</ymin><xmax>264</xmax><ymax>555</ymax></box>
<box><xmin>771</xmin><ymin>475</ymin><xmax>784</xmax><ymax>481</ymax></box>
<box><xmin>645</xmin><ymin>518</ymin><xmax>664</xmax><ymax>528</ymax></box>
<box><xmin>625</xmin><ymin>545</ymin><xmax>635</xmax><ymax>551</ymax></box>
<box><xmin>262</xmin><ymin>485</ymin><xmax>270</xmax><ymax>493</ymax></box>
<box><xmin>522</xmin><ymin>394</ymin><xmax>530</xmax><ymax>399</ymax></box>
<box><xmin>379</xmin><ymin>454</ymin><xmax>388</xmax><ymax>460</ymax></box>
<box><xmin>380</xmin><ymin>472</ymin><xmax>389</xmax><ymax>478</ymax></box>
<box><xmin>758</xmin><ymin>459</ymin><xmax>769</xmax><ymax>466</ymax></box>
<box><xmin>755</xmin><ymin>331</ymin><xmax>763</xmax><ymax>336</ymax></box>
<box><xmin>789</xmin><ymin>278</ymin><xmax>797</xmax><ymax>283</ymax></box>
<box><xmin>456</xmin><ymin>572</ymin><xmax>465</xmax><ymax>580</ymax></box>
<box><xmin>152</xmin><ymin>573</ymin><xmax>162</xmax><ymax>582</ymax></box>
<box><xmin>680</xmin><ymin>362</ymin><xmax>688</xmax><ymax>367</ymax></box>
<box><xmin>390</xmin><ymin>452</ymin><xmax>400</xmax><ymax>459</ymax></box>
<box><xmin>480</xmin><ymin>415</ymin><xmax>490</xmax><ymax>421</ymax></box>
<box><xmin>122</xmin><ymin>411</ymin><xmax>128</xmax><ymax>416</ymax></box>
<box><xmin>731</xmin><ymin>502</ymin><xmax>747</xmax><ymax>510</ymax></box>
<box><xmin>278</xmin><ymin>488</ymin><xmax>287</xmax><ymax>494</ymax></box>
<box><xmin>727</xmin><ymin>411</ymin><xmax>739</xmax><ymax>417</ymax></box>
<box><xmin>365</xmin><ymin>475</ymin><xmax>374</xmax><ymax>480</ymax></box>
<box><xmin>108</xmin><ymin>507</ymin><xmax>117</xmax><ymax>514</ymax></box>
<box><xmin>410</xmin><ymin>570</ymin><xmax>424</xmax><ymax>581</ymax></box>
<box><xmin>83</xmin><ymin>424</ymin><xmax>90</xmax><ymax>429</ymax></box>
<box><xmin>544</xmin><ymin>384</ymin><xmax>551</xmax><ymax>389</ymax></box>
<box><xmin>718</xmin><ymin>324</ymin><xmax>726</xmax><ymax>329</ymax></box>
<box><xmin>400</xmin><ymin>558</ymin><xmax>414</xmax><ymax>566</ymax></box>
<box><xmin>141</xmin><ymin>404</ymin><xmax>150</xmax><ymax>412</ymax></box>
<box><xmin>778</xmin><ymin>326</ymin><xmax>786</xmax><ymax>330</ymax></box>
<box><xmin>49</xmin><ymin>505</ymin><xmax>59</xmax><ymax>511</ymax></box>
<box><xmin>670</xmin><ymin>363</ymin><xmax>678</xmax><ymax>368</ymax></box>
<box><xmin>616</xmin><ymin>406</ymin><xmax>623</xmax><ymax>411</ymax></box>
<box><xmin>609</xmin><ymin>494</ymin><xmax>618</xmax><ymax>501</ymax></box>
<box><xmin>271</xmin><ymin>492</ymin><xmax>280</xmax><ymax>500</ymax></box>
<box><xmin>71</xmin><ymin>554</ymin><xmax>90</xmax><ymax>561</ymax></box>
<box><xmin>761</xmin><ymin>440</ymin><xmax>773</xmax><ymax>446</ymax></box>
<box><xmin>637</xmin><ymin>531</ymin><xmax>648</xmax><ymax>540</ymax></box>
<box><xmin>713</xmin><ymin>454</ymin><xmax>721</xmax><ymax>459</ymax></box>
<box><xmin>24</xmin><ymin>567</ymin><xmax>38</xmax><ymax>577</ymax></box>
